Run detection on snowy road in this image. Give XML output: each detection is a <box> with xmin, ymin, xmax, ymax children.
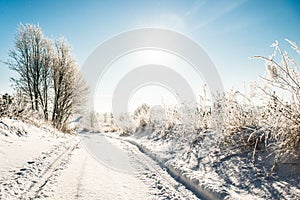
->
<box><xmin>0</xmin><ymin>131</ymin><xmax>199</xmax><ymax>200</ymax></box>
<box><xmin>43</xmin><ymin>133</ymin><xmax>200</xmax><ymax>200</ymax></box>
<box><xmin>2</xmin><ymin>120</ymin><xmax>300</xmax><ymax>200</ymax></box>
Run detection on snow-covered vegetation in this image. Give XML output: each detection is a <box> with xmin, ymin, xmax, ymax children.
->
<box><xmin>4</xmin><ymin>24</ymin><xmax>88</xmax><ymax>132</ymax></box>
<box><xmin>97</xmin><ymin>40</ymin><xmax>300</xmax><ymax>199</ymax></box>
<box><xmin>113</xmin><ymin>40</ymin><xmax>300</xmax><ymax>154</ymax></box>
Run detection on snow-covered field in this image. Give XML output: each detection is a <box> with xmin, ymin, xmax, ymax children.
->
<box><xmin>0</xmin><ymin>118</ymin><xmax>199</xmax><ymax>199</ymax></box>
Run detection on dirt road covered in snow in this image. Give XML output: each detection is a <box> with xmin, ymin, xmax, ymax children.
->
<box><xmin>42</xmin><ymin>133</ymin><xmax>199</xmax><ymax>199</ymax></box>
<box><xmin>0</xmin><ymin>120</ymin><xmax>199</xmax><ymax>200</ymax></box>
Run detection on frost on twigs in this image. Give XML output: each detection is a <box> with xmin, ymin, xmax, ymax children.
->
<box><xmin>253</xmin><ymin>40</ymin><xmax>300</xmax><ymax>152</ymax></box>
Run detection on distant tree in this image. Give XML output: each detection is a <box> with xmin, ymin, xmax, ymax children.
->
<box><xmin>0</xmin><ymin>93</ymin><xmax>13</xmax><ymax>116</ymax></box>
<box><xmin>2</xmin><ymin>93</ymin><xmax>13</xmax><ymax>105</ymax></box>
<box><xmin>103</xmin><ymin>113</ymin><xmax>107</xmax><ymax>124</ymax></box>
<box><xmin>133</xmin><ymin>104</ymin><xmax>150</xmax><ymax>127</ymax></box>
<box><xmin>85</xmin><ymin>110</ymin><xmax>100</xmax><ymax>132</ymax></box>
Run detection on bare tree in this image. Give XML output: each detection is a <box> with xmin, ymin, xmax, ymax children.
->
<box><xmin>51</xmin><ymin>38</ymin><xmax>88</xmax><ymax>130</ymax></box>
<box><xmin>8</xmin><ymin>24</ymin><xmax>52</xmax><ymax>119</ymax></box>
<box><xmin>38</xmin><ymin>39</ymin><xmax>53</xmax><ymax>120</ymax></box>
<box><xmin>7</xmin><ymin>24</ymin><xmax>88</xmax><ymax>131</ymax></box>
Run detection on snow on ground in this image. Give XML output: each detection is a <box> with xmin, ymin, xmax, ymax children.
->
<box><xmin>39</xmin><ymin>142</ymin><xmax>150</xmax><ymax>200</ymax></box>
<box><xmin>0</xmin><ymin>118</ymin><xmax>200</xmax><ymax>199</ymax></box>
<box><xmin>42</xmin><ymin>133</ymin><xmax>199</xmax><ymax>199</ymax></box>
<box><xmin>0</xmin><ymin>118</ymin><xmax>73</xmax><ymax>179</ymax></box>
<box><xmin>120</xmin><ymin>127</ymin><xmax>300</xmax><ymax>200</ymax></box>
<box><xmin>0</xmin><ymin>118</ymin><xmax>77</xmax><ymax>199</ymax></box>
<box><xmin>1</xmin><ymin>117</ymin><xmax>299</xmax><ymax>200</ymax></box>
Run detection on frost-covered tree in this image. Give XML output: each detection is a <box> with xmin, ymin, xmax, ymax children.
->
<box><xmin>0</xmin><ymin>93</ymin><xmax>13</xmax><ymax>117</ymax></box>
<box><xmin>8</xmin><ymin>24</ymin><xmax>52</xmax><ymax>119</ymax></box>
<box><xmin>7</xmin><ymin>24</ymin><xmax>88</xmax><ymax>131</ymax></box>
<box><xmin>51</xmin><ymin>38</ymin><xmax>88</xmax><ymax>130</ymax></box>
<box><xmin>133</xmin><ymin>104</ymin><xmax>150</xmax><ymax>127</ymax></box>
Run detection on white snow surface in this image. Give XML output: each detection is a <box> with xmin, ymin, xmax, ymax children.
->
<box><xmin>123</xmin><ymin>127</ymin><xmax>300</xmax><ymax>200</ymax></box>
<box><xmin>0</xmin><ymin>118</ymin><xmax>199</xmax><ymax>200</ymax></box>
<box><xmin>1</xmin><ymin>117</ymin><xmax>299</xmax><ymax>200</ymax></box>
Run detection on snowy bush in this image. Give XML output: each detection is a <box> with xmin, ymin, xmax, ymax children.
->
<box><xmin>214</xmin><ymin>90</ymin><xmax>265</xmax><ymax>152</ymax></box>
<box><xmin>133</xmin><ymin>103</ymin><xmax>150</xmax><ymax>128</ymax></box>
<box><xmin>253</xmin><ymin>40</ymin><xmax>300</xmax><ymax>151</ymax></box>
<box><xmin>0</xmin><ymin>92</ymin><xmax>30</xmax><ymax>119</ymax></box>
<box><xmin>217</xmin><ymin>40</ymin><xmax>300</xmax><ymax>156</ymax></box>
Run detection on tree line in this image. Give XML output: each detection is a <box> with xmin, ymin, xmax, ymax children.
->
<box><xmin>6</xmin><ymin>24</ymin><xmax>88</xmax><ymax>131</ymax></box>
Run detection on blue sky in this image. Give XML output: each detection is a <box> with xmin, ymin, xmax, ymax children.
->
<box><xmin>0</xmin><ymin>0</ymin><xmax>300</xmax><ymax>99</ymax></box>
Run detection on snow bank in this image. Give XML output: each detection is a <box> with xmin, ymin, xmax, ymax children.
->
<box><xmin>115</xmin><ymin>136</ymin><xmax>228</xmax><ymax>200</ymax></box>
<box><xmin>114</xmin><ymin>128</ymin><xmax>300</xmax><ymax>200</ymax></box>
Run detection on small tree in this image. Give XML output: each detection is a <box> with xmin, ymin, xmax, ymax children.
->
<box><xmin>0</xmin><ymin>93</ymin><xmax>13</xmax><ymax>117</ymax></box>
<box><xmin>133</xmin><ymin>104</ymin><xmax>150</xmax><ymax>127</ymax></box>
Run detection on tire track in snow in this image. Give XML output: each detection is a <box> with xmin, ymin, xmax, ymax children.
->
<box><xmin>0</xmin><ymin>138</ymin><xmax>79</xmax><ymax>200</ymax></box>
<box><xmin>74</xmin><ymin>155</ymin><xmax>87</xmax><ymax>199</ymax></box>
<box><xmin>23</xmin><ymin>140</ymin><xmax>80</xmax><ymax>199</ymax></box>
<box><xmin>105</xmin><ymin>135</ymin><xmax>200</xmax><ymax>199</ymax></box>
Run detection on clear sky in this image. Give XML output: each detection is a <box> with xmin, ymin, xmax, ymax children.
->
<box><xmin>0</xmin><ymin>0</ymin><xmax>300</xmax><ymax>111</ymax></box>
